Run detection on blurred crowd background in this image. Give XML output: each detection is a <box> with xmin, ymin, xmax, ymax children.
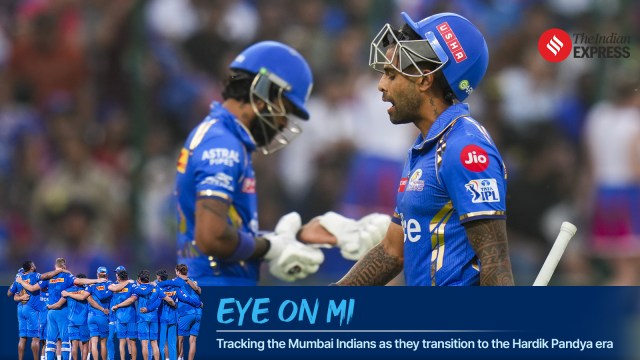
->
<box><xmin>0</xmin><ymin>0</ymin><xmax>639</xmax><ymax>286</ymax></box>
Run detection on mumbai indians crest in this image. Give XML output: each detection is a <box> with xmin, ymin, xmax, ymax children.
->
<box><xmin>407</xmin><ymin>169</ymin><xmax>425</xmax><ymax>192</ymax></box>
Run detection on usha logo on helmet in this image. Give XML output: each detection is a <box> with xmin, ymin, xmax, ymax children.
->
<box><xmin>369</xmin><ymin>12</ymin><xmax>489</xmax><ymax>102</ymax></box>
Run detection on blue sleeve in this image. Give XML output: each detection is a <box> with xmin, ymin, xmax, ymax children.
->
<box><xmin>157</xmin><ymin>279</ymin><xmax>180</xmax><ymax>289</ymax></box>
<box><xmin>38</xmin><ymin>280</ymin><xmax>49</xmax><ymax>291</ymax></box>
<box><xmin>65</xmin><ymin>273</ymin><xmax>77</xmax><ymax>289</ymax></box>
<box><xmin>93</xmin><ymin>286</ymin><xmax>113</xmax><ymax>301</ymax></box>
<box><xmin>192</xmin><ymin>133</ymin><xmax>246</xmax><ymax>204</ymax></box>
<box><xmin>177</xmin><ymin>289</ymin><xmax>201</xmax><ymax>308</ymax></box>
<box><xmin>9</xmin><ymin>282</ymin><xmax>19</xmax><ymax>295</ymax></box>
<box><xmin>133</xmin><ymin>284</ymin><xmax>153</xmax><ymax>296</ymax></box>
<box><xmin>439</xmin><ymin>121</ymin><xmax>507</xmax><ymax>224</ymax></box>
<box><xmin>146</xmin><ymin>290</ymin><xmax>163</xmax><ymax>312</ymax></box>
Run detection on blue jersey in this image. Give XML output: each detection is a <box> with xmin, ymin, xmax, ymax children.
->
<box><xmin>66</xmin><ymin>285</ymin><xmax>88</xmax><ymax>326</ymax></box>
<box><xmin>175</xmin><ymin>102</ymin><xmax>260</xmax><ymax>285</ymax></box>
<box><xmin>111</xmin><ymin>282</ymin><xmax>137</xmax><ymax>323</ymax></box>
<box><xmin>393</xmin><ymin>103</ymin><xmax>507</xmax><ymax>286</ymax></box>
<box><xmin>157</xmin><ymin>278</ymin><xmax>200</xmax><ymax>317</ymax></box>
<box><xmin>157</xmin><ymin>285</ymin><xmax>178</xmax><ymax>324</ymax></box>
<box><xmin>20</xmin><ymin>272</ymin><xmax>44</xmax><ymax>311</ymax></box>
<box><xmin>39</xmin><ymin>272</ymin><xmax>76</xmax><ymax>308</ymax></box>
<box><xmin>87</xmin><ymin>281</ymin><xmax>113</xmax><ymax>318</ymax></box>
<box><xmin>132</xmin><ymin>283</ymin><xmax>161</xmax><ymax>322</ymax></box>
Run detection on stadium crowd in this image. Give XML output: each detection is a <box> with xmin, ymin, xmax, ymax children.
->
<box><xmin>9</xmin><ymin>259</ymin><xmax>203</xmax><ymax>360</ymax></box>
<box><xmin>0</xmin><ymin>0</ymin><xmax>639</xmax><ymax>286</ymax></box>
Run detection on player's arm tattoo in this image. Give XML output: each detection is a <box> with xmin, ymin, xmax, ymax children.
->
<box><xmin>336</xmin><ymin>243</ymin><xmax>403</xmax><ymax>286</ymax></box>
<box><xmin>464</xmin><ymin>219</ymin><xmax>514</xmax><ymax>286</ymax></box>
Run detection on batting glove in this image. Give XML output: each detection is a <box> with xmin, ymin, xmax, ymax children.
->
<box><xmin>264</xmin><ymin>212</ymin><xmax>325</xmax><ymax>282</ymax></box>
<box><xmin>318</xmin><ymin>212</ymin><xmax>391</xmax><ymax>260</ymax></box>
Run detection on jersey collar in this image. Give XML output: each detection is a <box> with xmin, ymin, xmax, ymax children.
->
<box><xmin>211</xmin><ymin>102</ymin><xmax>257</xmax><ymax>152</ymax></box>
<box><xmin>413</xmin><ymin>103</ymin><xmax>470</xmax><ymax>150</ymax></box>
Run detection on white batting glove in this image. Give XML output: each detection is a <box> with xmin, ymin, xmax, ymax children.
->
<box><xmin>318</xmin><ymin>212</ymin><xmax>391</xmax><ymax>260</ymax></box>
<box><xmin>264</xmin><ymin>212</ymin><xmax>325</xmax><ymax>282</ymax></box>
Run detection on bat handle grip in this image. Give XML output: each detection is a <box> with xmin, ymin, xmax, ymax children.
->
<box><xmin>533</xmin><ymin>221</ymin><xmax>577</xmax><ymax>286</ymax></box>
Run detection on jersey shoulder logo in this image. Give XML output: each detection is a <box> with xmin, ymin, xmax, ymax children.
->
<box><xmin>241</xmin><ymin>178</ymin><xmax>256</xmax><ymax>193</ymax></box>
<box><xmin>177</xmin><ymin>148</ymin><xmax>190</xmax><ymax>173</ymax></box>
<box><xmin>50</xmin><ymin>278</ymin><xmax>64</xmax><ymax>284</ymax></box>
<box><xmin>460</xmin><ymin>144</ymin><xmax>489</xmax><ymax>172</ymax></box>
<box><xmin>465</xmin><ymin>178</ymin><xmax>500</xmax><ymax>203</ymax></box>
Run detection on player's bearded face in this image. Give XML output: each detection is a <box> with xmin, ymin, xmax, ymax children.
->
<box><xmin>249</xmin><ymin>114</ymin><xmax>282</xmax><ymax>147</ymax></box>
<box><xmin>379</xmin><ymin>48</ymin><xmax>423</xmax><ymax>125</ymax></box>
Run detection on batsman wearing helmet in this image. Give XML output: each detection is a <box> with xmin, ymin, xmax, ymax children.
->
<box><xmin>334</xmin><ymin>12</ymin><xmax>514</xmax><ymax>286</ymax></box>
<box><xmin>175</xmin><ymin>41</ymin><xmax>391</xmax><ymax>285</ymax></box>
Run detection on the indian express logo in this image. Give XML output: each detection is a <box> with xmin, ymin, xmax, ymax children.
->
<box><xmin>538</xmin><ymin>28</ymin><xmax>631</xmax><ymax>62</ymax></box>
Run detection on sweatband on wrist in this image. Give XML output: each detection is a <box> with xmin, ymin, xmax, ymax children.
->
<box><xmin>227</xmin><ymin>230</ymin><xmax>256</xmax><ymax>262</ymax></box>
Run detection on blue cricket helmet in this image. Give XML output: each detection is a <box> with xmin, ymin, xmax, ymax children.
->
<box><xmin>401</xmin><ymin>12</ymin><xmax>488</xmax><ymax>101</ymax></box>
<box><xmin>229</xmin><ymin>41</ymin><xmax>313</xmax><ymax>120</ymax></box>
<box><xmin>97</xmin><ymin>266</ymin><xmax>108</xmax><ymax>274</ymax></box>
<box><xmin>114</xmin><ymin>265</ymin><xmax>126</xmax><ymax>273</ymax></box>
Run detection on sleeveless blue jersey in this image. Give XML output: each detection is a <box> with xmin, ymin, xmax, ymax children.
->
<box><xmin>175</xmin><ymin>102</ymin><xmax>260</xmax><ymax>285</ymax></box>
<box><xmin>393</xmin><ymin>103</ymin><xmax>507</xmax><ymax>286</ymax></box>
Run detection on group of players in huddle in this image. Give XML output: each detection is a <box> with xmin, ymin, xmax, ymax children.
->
<box><xmin>8</xmin><ymin>258</ymin><xmax>203</xmax><ymax>360</ymax></box>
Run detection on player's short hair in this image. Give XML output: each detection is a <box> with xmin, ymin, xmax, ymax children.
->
<box><xmin>156</xmin><ymin>269</ymin><xmax>168</xmax><ymax>281</ymax></box>
<box><xmin>221</xmin><ymin>70</ymin><xmax>282</xmax><ymax>105</ymax></box>
<box><xmin>221</xmin><ymin>70</ymin><xmax>253</xmax><ymax>103</ymax></box>
<box><xmin>22</xmin><ymin>261</ymin><xmax>34</xmax><ymax>272</ymax></box>
<box><xmin>98</xmin><ymin>272</ymin><xmax>108</xmax><ymax>279</ymax></box>
<box><xmin>395</xmin><ymin>24</ymin><xmax>455</xmax><ymax>105</ymax></box>
<box><xmin>117</xmin><ymin>270</ymin><xmax>128</xmax><ymax>280</ymax></box>
<box><xmin>76</xmin><ymin>273</ymin><xmax>87</xmax><ymax>279</ymax></box>
<box><xmin>138</xmin><ymin>270</ymin><xmax>150</xmax><ymax>283</ymax></box>
<box><xmin>55</xmin><ymin>258</ymin><xmax>66</xmax><ymax>269</ymax></box>
<box><xmin>175</xmin><ymin>264</ymin><xmax>188</xmax><ymax>276</ymax></box>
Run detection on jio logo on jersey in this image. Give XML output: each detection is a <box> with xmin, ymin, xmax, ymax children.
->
<box><xmin>465</xmin><ymin>179</ymin><xmax>500</xmax><ymax>203</ymax></box>
<box><xmin>460</xmin><ymin>144</ymin><xmax>489</xmax><ymax>172</ymax></box>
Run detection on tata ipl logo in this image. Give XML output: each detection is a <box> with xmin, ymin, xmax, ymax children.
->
<box><xmin>538</xmin><ymin>28</ymin><xmax>572</xmax><ymax>62</ymax></box>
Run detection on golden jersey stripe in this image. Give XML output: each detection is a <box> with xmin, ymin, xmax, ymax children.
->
<box><xmin>197</xmin><ymin>190</ymin><xmax>231</xmax><ymax>201</ymax></box>
<box><xmin>459</xmin><ymin>210</ymin><xmax>506</xmax><ymax>221</ymax></box>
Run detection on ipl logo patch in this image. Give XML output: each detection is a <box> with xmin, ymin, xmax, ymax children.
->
<box><xmin>465</xmin><ymin>178</ymin><xmax>500</xmax><ymax>203</ymax></box>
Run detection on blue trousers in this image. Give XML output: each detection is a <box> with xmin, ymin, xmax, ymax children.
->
<box><xmin>108</xmin><ymin>322</ymin><xmax>116</xmax><ymax>360</ymax></box>
<box><xmin>159</xmin><ymin>322</ymin><xmax>177</xmax><ymax>360</ymax></box>
<box><xmin>46</xmin><ymin>308</ymin><xmax>70</xmax><ymax>360</ymax></box>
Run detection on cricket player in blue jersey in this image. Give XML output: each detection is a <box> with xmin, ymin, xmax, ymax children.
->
<box><xmin>109</xmin><ymin>269</ymin><xmax>137</xmax><ymax>360</ymax></box>
<box><xmin>330</xmin><ymin>12</ymin><xmax>514</xmax><ymax>286</ymax></box>
<box><xmin>156</xmin><ymin>264</ymin><xmax>202</xmax><ymax>360</ymax></box>
<box><xmin>84</xmin><ymin>266</ymin><xmax>113</xmax><ymax>360</ymax></box>
<box><xmin>127</xmin><ymin>269</ymin><xmax>175</xmax><ymax>360</ymax></box>
<box><xmin>9</xmin><ymin>269</ymin><xmax>29</xmax><ymax>360</ymax></box>
<box><xmin>17</xmin><ymin>258</ymin><xmax>105</xmax><ymax>360</ymax></box>
<box><xmin>155</xmin><ymin>269</ymin><xmax>178</xmax><ymax>360</ymax></box>
<box><xmin>173</xmin><ymin>40</ymin><xmax>329</xmax><ymax>286</ymax></box>
<box><xmin>105</xmin><ymin>266</ymin><xmax>126</xmax><ymax>360</ymax></box>
<box><xmin>62</xmin><ymin>274</ymin><xmax>90</xmax><ymax>360</ymax></box>
<box><xmin>37</xmin><ymin>285</ymin><xmax>49</xmax><ymax>360</ymax></box>
<box><xmin>14</xmin><ymin>261</ymin><xmax>68</xmax><ymax>360</ymax></box>
<box><xmin>175</xmin><ymin>41</ymin><xmax>391</xmax><ymax>285</ymax></box>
